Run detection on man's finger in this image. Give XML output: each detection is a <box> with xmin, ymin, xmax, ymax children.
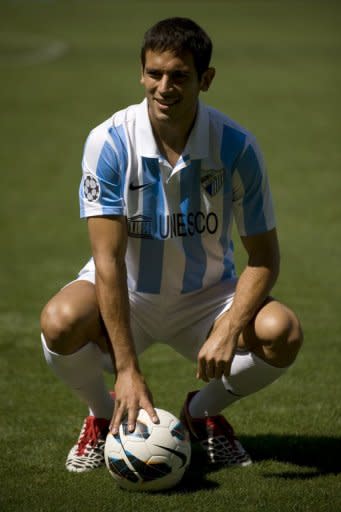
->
<box><xmin>206</xmin><ymin>360</ymin><xmax>216</xmax><ymax>380</ymax></box>
<box><xmin>214</xmin><ymin>361</ymin><xmax>226</xmax><ymax>380</ymax></box>
<box><xmin>222</xmin><ymin>361</ymin><xmax>232</xmax><ymax>379</ymax></box>
<box><xmin>196</xmin><ymin>358</ymin><xmax>209</xmax><ymax>382</ymax></box>
<box><xmin>144</xmin><ymin>403</ymin><xmax>159</xmax><ymax>424</ymax></box>
<box><xmin>127</xmin><ymin>406</ymin><xmax>139</xmax><ymax>432</ymax></box>
<box><xmin>110</xmin><ymin>404</ymin><xmax>124</xmax><ymax>435</ymax></box>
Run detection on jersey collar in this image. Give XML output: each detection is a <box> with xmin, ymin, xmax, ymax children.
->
<box><xmin>136</xmin><ymin>99</ymin><xmax>159</xmax><ymax>158</ymax></box>
<box><xmin>183</xmin><ymin>100</ymin><xmax>209</xmax><ymax>160</ymax></box>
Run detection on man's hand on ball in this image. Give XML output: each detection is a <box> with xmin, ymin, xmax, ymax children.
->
<box><xmin>111</xmin><ymin>369</ymin><xmax>159</xmax><ymax>434</ymax></box>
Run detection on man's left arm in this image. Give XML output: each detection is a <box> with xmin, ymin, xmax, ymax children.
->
<box><xmin>197</xmin><ymin>227</ymin><xmax>280</xmax><ymax>382</ymax></box>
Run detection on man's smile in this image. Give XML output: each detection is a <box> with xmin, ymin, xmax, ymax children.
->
<box><xmin>154</xmin><ymin>97</ymin><xmax>180</xmax><ymax>107</ymax></box>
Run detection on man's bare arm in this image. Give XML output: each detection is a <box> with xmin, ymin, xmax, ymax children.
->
<box><xmin>87</xmin><ymin>215</ymin><xmax>158</xmax><ymax>432</ymax></box>
<box><xmin>197</xmin><ymin>228</ymin><xmax>280</xmax><ymax>382</ymax></box>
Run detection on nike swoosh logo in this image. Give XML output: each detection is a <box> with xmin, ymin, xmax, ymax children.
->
<box><xmin>129</xmin><ymin>182</ymin><xmax>152</xmax><ymax>191</ymax></box>
<box><xmin>155</xmin><ymin>444</ymin><xmax>188</xmax><ymax>468</ymax></box>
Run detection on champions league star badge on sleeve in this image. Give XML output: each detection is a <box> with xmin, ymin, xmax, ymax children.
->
<box><xmin>83</xmin><ymin>174</ymin><xmax>100</xmax><ymax>202</ymax></box>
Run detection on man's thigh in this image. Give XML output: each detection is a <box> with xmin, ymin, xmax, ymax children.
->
<box><xmin>165</xmin><ymin>282</ymin><xmax>237</xmax><ymax>362</ymax></box>
<box><xmin>64</xmin><ymin>264</ymin><xmax>153</xmax><ymax>357</ymax></box>
<box><xmin>42</xmin><ymin>256</ymin><xmax>154</xmax><ymax>359</ymax></box>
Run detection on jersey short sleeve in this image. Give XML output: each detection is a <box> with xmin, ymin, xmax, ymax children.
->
<box><xmin>232</xmin><ymin>135</ymin><xmax>276</xmax><ymax>237</ymax></box>
<box><xmin>79</xmin><ymin>120</ymin><xmax>125</xmax><ymax>218</ymax></box>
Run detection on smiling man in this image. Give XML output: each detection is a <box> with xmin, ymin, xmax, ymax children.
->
<box><xmin>141</xmin><ymin>48</ymin><xmax>214</xmax><ymax>159</ymax></box>
<box><xmin>40</xmin><ymin>17</ymin><xmax>303</xmax><ymax>473</ymax></box>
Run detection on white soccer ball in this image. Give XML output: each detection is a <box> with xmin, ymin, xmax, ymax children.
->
<box><xmin>104</xmin><ymin>408</ymin><xmax>191</xmax><ymax>491</ymax></box>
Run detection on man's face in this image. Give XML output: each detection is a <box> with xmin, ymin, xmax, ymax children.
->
<box><xmin>141</xmin><ymin>49</ymin><xmax>214</xmax><ymax>128</ymax></box>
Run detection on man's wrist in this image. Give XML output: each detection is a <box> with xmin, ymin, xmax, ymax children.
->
<box><xmin>115</xmin><ymin>360</ymin><xmax>140</xmax><ymax>375</ymax></box>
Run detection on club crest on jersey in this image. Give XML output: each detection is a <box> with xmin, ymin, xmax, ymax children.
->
<box><xmin>201</xmin><ymin>168</ymin><xmax>224</xmax><ymax>196</ymax></box>
<box><xmin>83</xmin><ymin>174</ymin><xmax>100</xmax><ymax>202</ymax></box>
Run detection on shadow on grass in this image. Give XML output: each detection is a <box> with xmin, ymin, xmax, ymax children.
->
<box><xmin>240</xmin><ymin>434</ymin><xmax>341</xmax><ymax>479</ymax></box>
<box><xmin>174</xmin><ymin>434</ymin><xmax>341</xmax><ymax>492</ymax></box>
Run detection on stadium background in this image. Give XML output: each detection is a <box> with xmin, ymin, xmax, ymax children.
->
<box><xmin>0</xmin><ymin>1</ymin><xmax>340</xmax><ymax>510</ymax></box>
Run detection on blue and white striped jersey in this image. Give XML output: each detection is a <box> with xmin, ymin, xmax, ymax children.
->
<box><xmin>79</xmin><ymin>99</ymin><xmax>275</xmax><ymax>296</ymax></box>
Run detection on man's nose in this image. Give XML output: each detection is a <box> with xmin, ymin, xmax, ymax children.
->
<box><xmin>158</xmin><ymin>74</ymin><xmax>173</xmax><ymax>93</ymax></box>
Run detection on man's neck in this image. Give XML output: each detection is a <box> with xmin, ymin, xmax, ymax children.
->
<box><xmin>149</xmin><ymin>109</ymin><xmax>198</xmax><ymax>166</ymax></box>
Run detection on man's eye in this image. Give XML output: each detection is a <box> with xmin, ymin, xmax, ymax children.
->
<box><xmin>172</xmin><ymin>73</ymin><xmax>187</xmax><ymax>81</ymax></box>
<box><xmin>148</xmin><ymin>71</ymin><xmax>162</xmax><ymax>79</ymax></box>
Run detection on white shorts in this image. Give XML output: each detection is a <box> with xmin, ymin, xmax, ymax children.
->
<box><xmin>75</xmin><ymin>259</ymin><xmax>237</xmax><ymax>368</ymax></box>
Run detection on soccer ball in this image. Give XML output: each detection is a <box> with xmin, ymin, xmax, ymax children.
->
<box><xmin>104</xmin><ymin>408</ymin><xmax>191</xmax><ymax>491</ymax></box>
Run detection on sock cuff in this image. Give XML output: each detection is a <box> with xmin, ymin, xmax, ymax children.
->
<box><xmin>41</xmin><ymin>333</ymin><xmax>102</xmax><ymax>368</ymax></box>
<box><xmin>250</xmin><ymin>352</ymin><xmax>290</xmax><ymax>372</ymax></box>
<box><xmin>41</xmin><ymin>334</ymin><xmax>114</xmax><ymax>419</ymax></box>
<box><xmin>222</xmin><ymin>350</ymin><xmax>287</xmax><ymax>393</ymax></box>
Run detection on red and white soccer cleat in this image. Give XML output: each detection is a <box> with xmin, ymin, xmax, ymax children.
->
<box><xmin>180</xmin><ymin>391</ymin><xmax>252</xmax><ymax>467</ymax></box>
<box><xmin>65</xmin><ymin>415</ymin><xmax>110</xmax><ymax>472</ymax></box>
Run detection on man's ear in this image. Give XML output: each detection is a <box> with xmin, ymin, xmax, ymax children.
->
<box><xmin>140</xmin><ymin>65</ymin><xmax>145</xmax><ymax>85</ymax></box>
<box><xmin>200</xmin><ymin>67</ymin><xmax>216</xmax><ymax>92</ymax></box>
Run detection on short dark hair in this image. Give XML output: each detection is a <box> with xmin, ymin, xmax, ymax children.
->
<box><xmin>140</xmin><ymin>17</ymin><xmax>213</xmax><ymax>79</ymax></box>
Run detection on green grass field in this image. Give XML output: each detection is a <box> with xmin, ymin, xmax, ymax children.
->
<box><xmin>1</xmin><ymin>1</ymin><xmax>340</xmax><ymax>510</ymax></box>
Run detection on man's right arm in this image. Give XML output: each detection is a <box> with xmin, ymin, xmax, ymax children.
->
<box><xmin>87</xmin><ymin>215</ymin><xmax>158</xmax><ymax>433</ymax></box>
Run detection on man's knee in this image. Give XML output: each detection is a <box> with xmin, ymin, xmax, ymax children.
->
<box><xmin>252</xmin><ymin>301</ymin><xmax>303</xmax><ymax>366</ymax></box>
<box><xmin>40</xmin><ymin>299</ymin><xmax>80</xmax><ymax>353</ymax></box>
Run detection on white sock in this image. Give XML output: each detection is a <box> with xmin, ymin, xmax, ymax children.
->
<box><xmin>41</xmin><ymin>334</ymin><xmax>114</xmax><ymax>419</ymax></box>
<box><xmin>189</xmin><ymin>351</ymin><xmax>287</xmax><ymax>418</ymax></box>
